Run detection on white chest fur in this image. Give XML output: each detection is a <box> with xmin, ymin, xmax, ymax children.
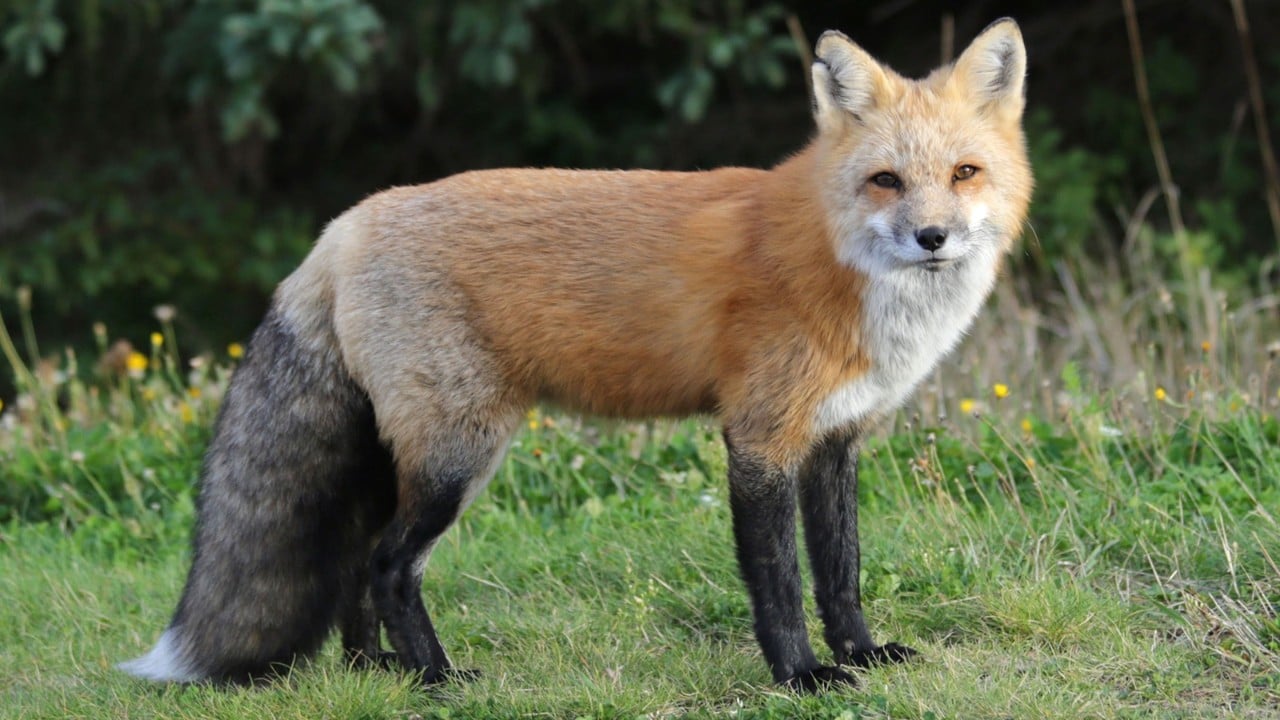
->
<box><xmin>813</xmin><ymin>255</ymin><xmax>998</xmax><ymax>436</ymax></box>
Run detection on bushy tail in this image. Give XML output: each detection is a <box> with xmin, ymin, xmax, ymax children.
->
<box><xmin>119</xmin><ymin>297</ymin><xmax>394</xmax><ymax>683</ymax></box>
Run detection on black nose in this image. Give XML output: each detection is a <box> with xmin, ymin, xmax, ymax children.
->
<box><xmin>916</xmin><ymin>226</ymin><xmax>948</xmax><ymax>251</ymax></box>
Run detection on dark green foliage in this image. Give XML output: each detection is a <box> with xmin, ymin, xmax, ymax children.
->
<box><xmin>0</xmin><ymin>149</ymin><xmax>315</xmax><ymax>349</ymax></box>
<box><xmin>2</xmin><ymin>3</ymin><xmax>1278</xmax><ymax>359</ymax></box>
<box><xmin>1021</xmin><ymin>110</ymin><xmax>1124</xmax><ymax>264</ymax></box>
<box><xmin>0</xmin><ymin>0</ymin><xmax>804</xmax><ymax>357</ymax></box>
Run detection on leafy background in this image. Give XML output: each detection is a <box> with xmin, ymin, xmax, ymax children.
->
<box><xmin>2</xmin><ymin>0</ymin><xmax>1278</xmax><ymax>359</ymax></box>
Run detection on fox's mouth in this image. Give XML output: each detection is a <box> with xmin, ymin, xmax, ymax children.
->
<box><xmin>920</xmin><ymin>257</ymin><xmax>954</xmax><ymax>271</ymax></box>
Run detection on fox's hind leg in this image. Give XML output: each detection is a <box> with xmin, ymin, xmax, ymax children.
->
<box><xmin>333</xmin><ymin>253</ymin><xmax>524</xmax><ymax>684</ymax></box>
<box><xmin>370</xmin><ymin>411</ymin><xmax>518</xmax><ymax>684</ymax></box>
<box><xmin>339</xmin><ymin>576</ymin><xmax>384</xmax><ymax>669</ymax></box>
<box><xmin>340</xmin><ymin>427</ymin><xmax>399</xmax><ymax>666</ymax></box>
<box><xmin>799</xmin><ymin>431</ymin><xmax>917</xmax><ymax>669</ymax></box>
<box><xmin>351</xmin><ymin>328</ymin><xmax>521</xmax><ymax>684</ymax></box>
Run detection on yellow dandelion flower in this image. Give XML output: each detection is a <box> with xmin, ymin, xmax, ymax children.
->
<box><xmin>1020</xmin><ymin>418</ymin><xmax>1033</xmax><ymax>434</ymax></box>
<box><xmin>993</xmin><ymin>383</ymin><xmax>1010</xmax><ymax>399</ymax></box>
<box><xmin>1025</xmin><ymin>457</ymin><xmax>1036</xmax><ymax>469</ymax></box>
<box><xmin>227</xmin><ymin>342</ymin><xmax>244</xmax><ymax>359</ymax></box>
<box><xmin>1201</xmin><ymin>341</ymin><xmax>1211</xmax><ymax>353</ymax></box>
<box><xmin>528</xmin><ymin>419</ymin><xmax>538</xmax><ymax>431</ymax></box>
<box><xmin>959</xmin><ymin>398</ymin><xmax>976</xmax><ymax>415</ymax></box>
<box><xmin>126</xmin><ymin>352</ymin><xmax>148</xmax><ymax>373</ymax></box>
<box><xmin>180</xmin><ymin>402</ymin><xmax>194</xmax><ymax>424</ymax></box>
<box><xmin>188</xmin><ymin>387</ymin><xmax>202</xmax><ymax>399</ymax></box>
<box><xmin>526</xmin><ymin>408</ymin><xmax>538</xmax><ymax>421</ymax></box>
<box><xmin>1154</xmin><ymin>387</ymin><xmax>1167</xmax><ymax>402</ymax></box>
<box><xmin>151</xmin><ymin>332</ymin><xmax>164</xmax><ymax>349</ymax></box>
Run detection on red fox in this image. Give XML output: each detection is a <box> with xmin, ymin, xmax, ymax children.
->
<box><xmin>120</xmin><ymin>19</ymin><xmax>1031</xmax><ymax>692</ymax></box>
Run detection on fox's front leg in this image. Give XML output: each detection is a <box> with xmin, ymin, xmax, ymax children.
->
<box><xmin>724</xmin><ymin>433</ymin><xmax>856</xmax><ymax>692</ymax></box>
<box><xmin>799</xmin><ymin>431</ymin><xmax>917</xmax><ymax>668</ymax></box>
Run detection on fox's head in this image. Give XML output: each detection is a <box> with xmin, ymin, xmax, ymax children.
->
<box><xmin>810</xmin><ymin>19</ymin><xmax>1033</xmax><ymax>277</ymax></box>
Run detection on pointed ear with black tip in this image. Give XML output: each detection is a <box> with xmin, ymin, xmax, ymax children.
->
<box><xmin>952</xmin><ymin>18</ymin><xmax>1027</xmax><ymax>120</ymax></box>
<box><xmin>811</xmin><ymin>30</ymin><xmax>891</xmax><ymax>133</ymax></box>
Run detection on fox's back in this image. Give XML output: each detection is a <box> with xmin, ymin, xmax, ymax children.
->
<box><xmin>326</xmin><ymin>167</ymin><xmax>772</xmax><ymax>417</ymax></box>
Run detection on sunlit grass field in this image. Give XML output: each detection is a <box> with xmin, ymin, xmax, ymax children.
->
<box><xmin>2</xmin><ymin>237</ymin><xmax>1279</xmax><ymax>718</ymax></box>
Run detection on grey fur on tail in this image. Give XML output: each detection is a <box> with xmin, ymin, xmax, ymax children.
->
<box><xmin>119</xmin><ymin>304</ymin><xmax>395</xmax><ymax>683</ymax></box>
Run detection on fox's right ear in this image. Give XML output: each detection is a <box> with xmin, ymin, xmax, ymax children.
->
<box><xmin>811</xmin><ymin>31</ymin><xmax>891</xmax><ymax>132</ymax></box>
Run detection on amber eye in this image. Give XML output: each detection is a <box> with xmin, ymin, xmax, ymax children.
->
<box><xmin>870</xmin><ymin>172</ymin><xmax>902</xmax><ymax>190</ymax></box>
<box><xmin>953</xmin><ymin>164</ymin><xmax>979</xmax><ymax>182</ymax></box>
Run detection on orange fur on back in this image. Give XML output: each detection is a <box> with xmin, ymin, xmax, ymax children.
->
<box><xmin>326</xmin><ymin>148</ymin><xmax>874</xmax><ymax>468</ymax></box>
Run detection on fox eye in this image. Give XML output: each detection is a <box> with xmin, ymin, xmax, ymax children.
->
<box><xmin>953</xmin><ymin>164</ymin><xmax>980</xmax><ymax>182</ymax></box>
<box><xmin>870</xmin><ymin>172</ymin><xmax>902</xmax><ymax>190</ymax></box>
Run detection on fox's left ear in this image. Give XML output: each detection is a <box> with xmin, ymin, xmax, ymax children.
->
<box><xmin>952</xmin><ymin>18</ymin><xmax>1026</xmax><ymax>119</ymax></box>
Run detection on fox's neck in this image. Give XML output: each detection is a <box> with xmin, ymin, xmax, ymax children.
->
<box><xmin>746</xmin><ymin>143</ymin><xmax>871</xmax><ymax>365</ymax></box>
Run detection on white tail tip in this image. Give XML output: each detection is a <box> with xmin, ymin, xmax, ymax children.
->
<box><xmin>118</xmin><ymin>628</ymin><xmax>203</xmax><ymax>683</ymax></box>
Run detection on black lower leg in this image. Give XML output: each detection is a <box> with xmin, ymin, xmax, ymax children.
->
<box><xmin>725</xmin><ymin>434</ymin><xmax>854</xmax><ymax>691</ymax></box>
<box><xmin>340</xmin><ymin>570</ymin><xmax>395</xmax><ymax>668</ymax></box>
<box><xmin>340</xmin><ymin>418</ymin><xmax>398</xmax><ymax>669</ymax></box>
<box><xmin>371</xmin><ymin>484</ymin><xmax>463</xmax><ymax>685</ymax></box>
<box><xmin>799</xmin><ymin>432</ymin><xmax>916</xmax><ymax>668</ymax></box>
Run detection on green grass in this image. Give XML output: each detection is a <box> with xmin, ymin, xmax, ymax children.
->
<box><xmin>2</xmin><ymin>393</ymin><xmax>1278</xmax><ymax>718</ymax></box>
<box><xmin>2</xmin><ymin>242</ymin><xmax>1279</xmax><ymax>718</ymax></box>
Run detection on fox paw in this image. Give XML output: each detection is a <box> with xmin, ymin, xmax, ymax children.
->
<box><xmin>782</xmin><ymin>665</ymin><xmax>858</xmax><ymax>694</ymax></box>
<box><xmin>841</xmin><ymin>642</ymin><xmax>918</xmax><ymax>669</ymax></box>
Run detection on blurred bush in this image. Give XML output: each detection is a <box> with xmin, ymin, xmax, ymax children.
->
<box><xmin>0</xmin><ymin>1</ymin><xmax>1277</xmax><ymax>359</ymax></box>
<box><xmin>0</xmin><ymin>0</ymin><xmax>801</xmax><ymax>353</ymax></box>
